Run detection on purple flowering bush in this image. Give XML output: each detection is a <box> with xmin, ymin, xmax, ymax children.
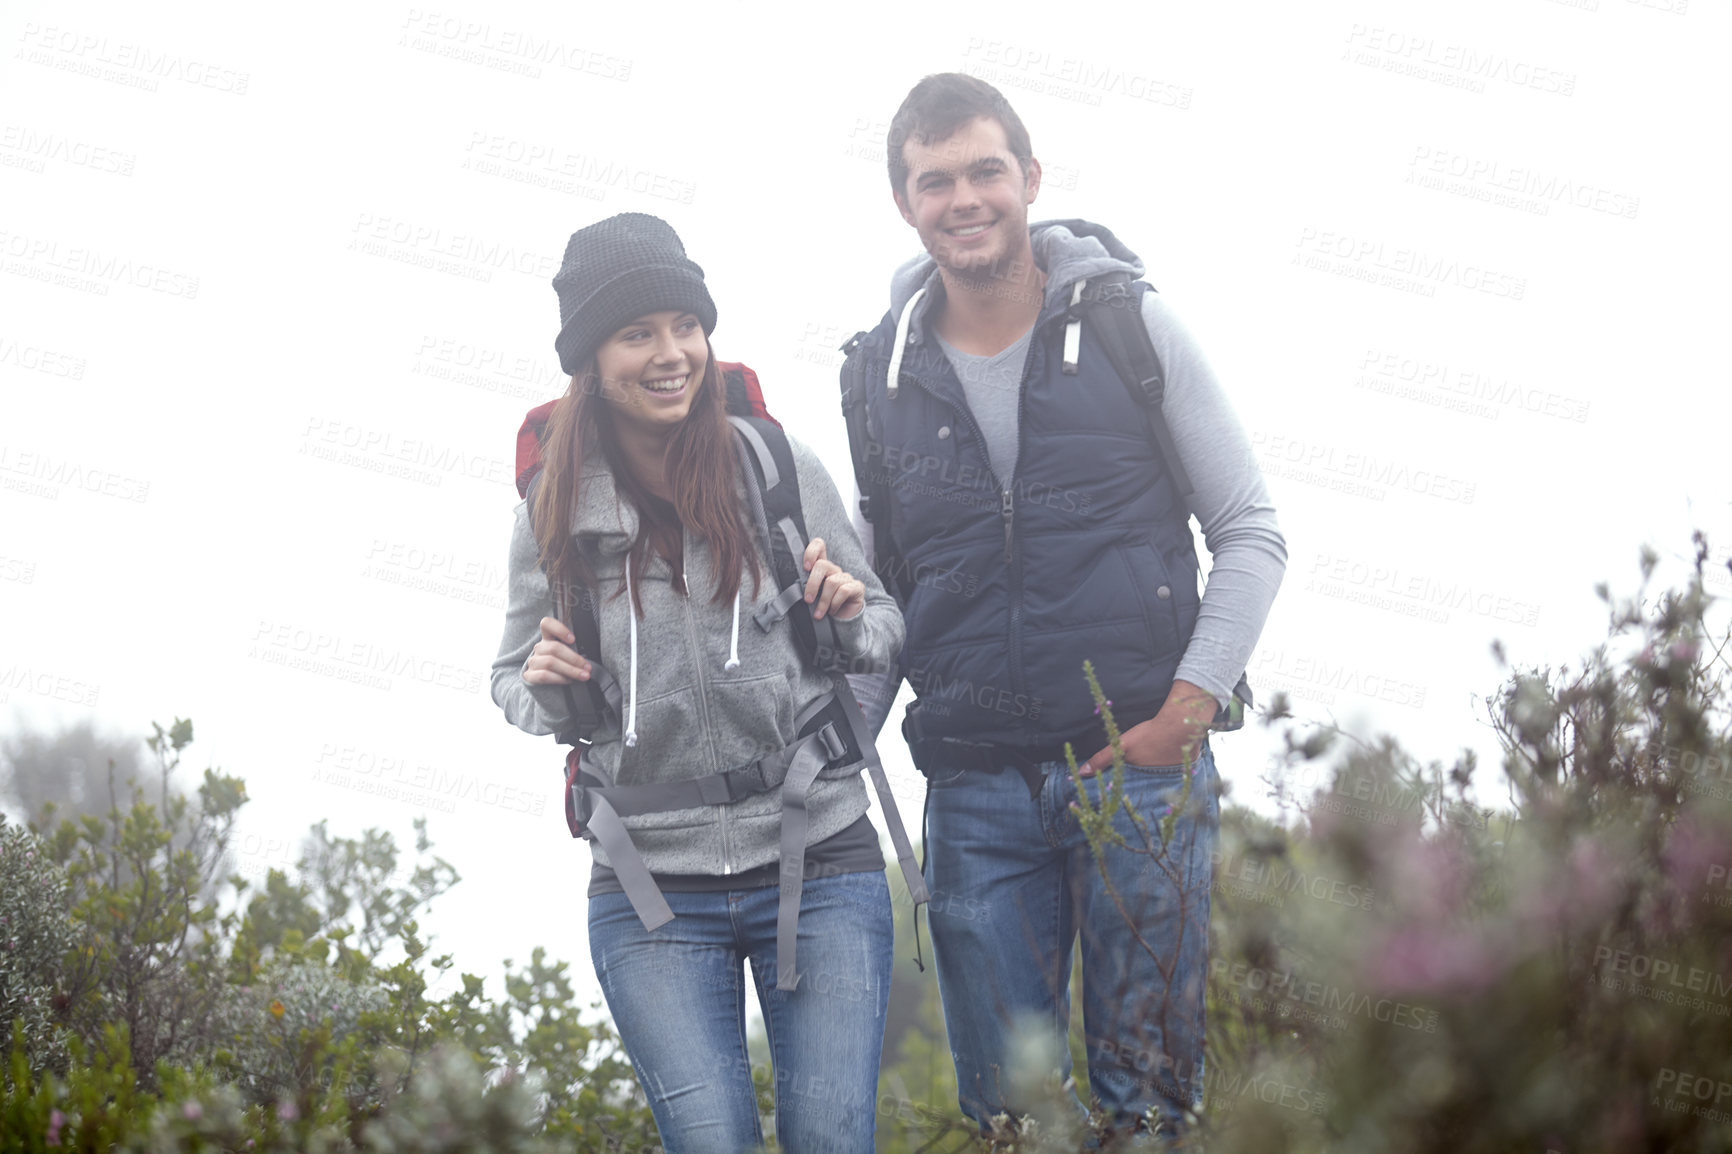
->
<box><xmin>1047</xmin><ymin>538</ymin><xmax>1732</xmax><ymax>1152</ymax></box>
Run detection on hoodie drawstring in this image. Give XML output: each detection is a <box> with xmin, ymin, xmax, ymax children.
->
<box><xmin>725</xmin><ymin>589</ymin><xmax>742</xmax><ymax>671</ymax></box>
<box><xmin>623</xmin><ymin>552</ymin><xmax>639</xmax><ymax>748</ymax></box>
<box><xmin>885</xmin><ymin>286</ymin><xmax>926</xmax><ymax>399</ymax></box>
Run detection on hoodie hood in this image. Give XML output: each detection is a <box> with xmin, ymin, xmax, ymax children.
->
<box><xmin>570</xmin><ymin>461</ymin><xmax>639</xmax><ymax>558</ymax></box>
<box><xmin>568</xmin><ymin>449</ymin><xmax>752</xmax><ymax>562</ymax></box>
<box><xmin>887</xmin><ymin>218</ymin><xmax>1146</xmax><ymax>338</ymax></box>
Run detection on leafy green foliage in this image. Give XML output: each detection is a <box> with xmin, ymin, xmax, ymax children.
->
<box><xmin>0</xmin><ymin>717</ymin><xmax>654</xmax><ymax>1152</ymax></box>
<box><xmin>0</xmin><ymin>814</ymin><xmax>77</xmax><ymax>1076</ymax></box>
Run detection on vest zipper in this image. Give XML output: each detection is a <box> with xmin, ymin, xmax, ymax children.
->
<box><xmin>905</xmin><ymin>332</ymin><xmax>1035</xmax><ymax>740</ymax></box>
<box><xmin>1006</xmin><ymin>334</ymin><xmax>1036</xmax><ymax>741</ymax></box>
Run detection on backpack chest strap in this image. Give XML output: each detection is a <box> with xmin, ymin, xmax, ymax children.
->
<box><xmin>569</xmin><ymin>700</ymin><xmax>850</xmax><ymax>991</ymax></box>
<box><xmin>571</xmin><ymin>719</ymin><xmax>849</xmax><ymax>825</ymax></box>
<box><xmin>567</xmin><ymin>684</ymin><xmax>927</xmax><ymax>991</ymax></box>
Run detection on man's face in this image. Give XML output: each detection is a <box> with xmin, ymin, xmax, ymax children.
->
<box><xmin>895</xmin><ymin>115</ymin><xmax>1041</xmax><ymax>281</ymax></box>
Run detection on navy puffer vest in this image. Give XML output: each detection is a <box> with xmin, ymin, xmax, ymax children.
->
<box><xmin>852</xmin><ymin>278</ymin><xmax>1200</xmax><ymax>750</ymax></box>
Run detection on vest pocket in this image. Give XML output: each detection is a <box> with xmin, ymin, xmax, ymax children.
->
<box><xmin>1120</xmin><ymin>542</ymin><xmax>1181</xmax><ymax>661</ymax></box>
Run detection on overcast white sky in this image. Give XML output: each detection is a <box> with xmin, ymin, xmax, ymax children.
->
<box><xmin>4</xmin><ymin>0</ymin><xmax>1729</xmax><ymax>1016</ymax></box>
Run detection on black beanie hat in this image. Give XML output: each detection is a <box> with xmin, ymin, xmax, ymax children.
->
<box><xmin>551</xmin><ymin>213</ymin><xmax>717</xmax><ymax>377</ymax></box>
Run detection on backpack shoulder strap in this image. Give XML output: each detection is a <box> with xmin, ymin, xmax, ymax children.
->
<box><xmin>1077</xmin><ymin>274</ymin><xmax>1195</xmax><ymax>501</ymax></box>
<box><xmin>839</xmin><ymin>331</ymin><xmax>915</xmax><ymax>605</ymax></box>
<box><xmin>1078</xmin><ymin>275</ymin><xmax>1257</xmax><ymax>730</ymax></box>
<box><xmin>728</xmin><ymin>415</ymin><xmax>845</xmax><ymax>669</ymax></box>
<box><xmin>524</xmin><ymin>472</ymin><xmax>613</xmax><ymax>746</ymax></box>
<box><xmin>727</xmin><ymin>412</ymin><xmax>932</xmax><ymax>931</ymax></box>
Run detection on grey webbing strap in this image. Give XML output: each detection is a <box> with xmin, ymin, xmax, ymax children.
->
<box><xmin>588</xmin><ymin>721</ymin><xmax>844</xmax><ymax>818</ymax></box>
<box><xmin>753</xmin><ymin>515</ymin><xmax>816</xmax><ymax>632</ymax></box>
<box><xmin>589</xmin><ymin>662</ymin><xmax>622</xmax><ymax>716</ymax></box>
<box><xmin>583</xmin><ymin>792</ymin><xmax>674</xmax><ymax>932</ymax></box>
<box><xmin>754</xmin><ymin>582</ymin><xmax>805</xmax><ymax>631</ymax></box>
<box><xmin>835</xmin><ymin>676</ymin><xmax>930</xmax><ymax>906</ymax></box>
<box><xmin>774</xmin><ymin>736</ymin><xmax>832</xmax><ymax>991</ymax></box>
<box><xmin>729</xmin><ymin>415</ymin><xmax>781</xmax><ymax>491</ymax></box>
<box><xmin>774</xmin><ymin>515</ymin><xmax>806</xmax><ymax>569</ymax></box>
<box><xmin>792</xmin><ymin>689</ymin><xmax>836</xmax><ymax>733</ymax></box>
<box><xmin>767</xmin><ymin>515</ymin><xmax>844</xmax><ymax>654</ymax></box>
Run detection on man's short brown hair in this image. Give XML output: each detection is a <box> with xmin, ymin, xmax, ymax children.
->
<box><xmin>887</xmin><ymin>73</ymin><xmax>1035</xmax><ymax>199</ymax></box>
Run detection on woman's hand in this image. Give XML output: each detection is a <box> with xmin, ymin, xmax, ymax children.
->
<box><xmin>802</xmin><ymin>538</ymin><xmax>866</xmax><ymax>622</ymax></box>
<box><xmin>523</xmin><ymin>616</ymin><xmax>593</xmax><ymax>685</ymax></box>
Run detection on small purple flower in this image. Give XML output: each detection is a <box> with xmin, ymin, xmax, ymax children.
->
<box><xmin>182</xmin><ymin>1102</ymin><xmax>203</xmax><ymax>1121</ymax></box>
<box><xmin>1093</xmin><ymin>699</ymin><xmax>1114</xmax><ymax>716</ymax></box>
<box><xmin>1367</xmin><ymin>925</ymin><xmax>1502</xmax><ymax>996</ymax></box>
<box><xmin>277</xmin><ymin>1100</ymin><xmax>298</xmax><ymax>1121</ymax></box>
<box><xmin>46</xmin><ymin>1109</ymin><xmax>65</xmax><ymax>1147</ymax></box>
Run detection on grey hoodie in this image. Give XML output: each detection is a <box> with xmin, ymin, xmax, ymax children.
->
<box><xmin>491</xmin><ymin>431</ymin><xmax>903</xmax><ymax>877</ymax></box>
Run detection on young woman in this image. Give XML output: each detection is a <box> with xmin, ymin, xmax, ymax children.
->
<box><xmin>490</xmin><ymin>213</ymin><xmax>905</xmax><ymax>1152</ymax></box>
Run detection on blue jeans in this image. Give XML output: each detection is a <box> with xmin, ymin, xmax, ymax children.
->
<box><xmin>588</xmin><ymin>870</ymin><xmax>893</xmax><ymax>1153</ymax></box>
<box><xmin>923</xmin><ymin>743</ymin><xmax>1219</xmax><ymax>1134</ymax></box>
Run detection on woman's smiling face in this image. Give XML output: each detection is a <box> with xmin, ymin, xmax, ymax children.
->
<box><xmin>593</xmin><ymin>310</ymin><xmax>710</xmax><ymax>435</ymax></box>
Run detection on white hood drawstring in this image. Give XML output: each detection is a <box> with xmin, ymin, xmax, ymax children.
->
<box><xmin>885</xmin><ymin>285</ymin><xmax>926</xmax><ymax>399</ymax></box>
<box><xmin>623</xmin><ymin>552</ymin><xmax>639</xmax><ymax>748</ymax></box>
<box><xmin>725</xmin><ymin>589</ymin><xmax>742</xmax><ymax>671</ymax></box>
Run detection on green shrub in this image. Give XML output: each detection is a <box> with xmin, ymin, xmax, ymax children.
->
<box><xmin>0</xmin><ymin>715</ymin><xmax>657</xmax><ymax>1152</ymax></box>
<box><xmin>0</xmin><ymin>815</ymin><xmax>77</xmax><ymax>1078</ymax></box>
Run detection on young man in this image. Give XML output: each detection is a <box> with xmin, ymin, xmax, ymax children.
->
<box><xmin>840</xmin><ymin>74</ymin><xmax>1286</xmax><ymax>1138</ymax></box>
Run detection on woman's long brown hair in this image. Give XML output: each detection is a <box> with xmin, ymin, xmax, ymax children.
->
<box><xmin>529</xmin><ymin>341</ymin><xmax>762</xmax><ymax>622</ymax></box>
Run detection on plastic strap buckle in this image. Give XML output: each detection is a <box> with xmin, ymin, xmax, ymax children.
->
<box><xmin>754</xmin><ymin>583</ymin><xmax>804</xmax><ymax>631</ymax></box>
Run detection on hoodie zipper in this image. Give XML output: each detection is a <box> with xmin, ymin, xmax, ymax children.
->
<box><xmin>675</xmin><ymin>522</ymin><xmax>731</xmax><ymax>875</ymax></box>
